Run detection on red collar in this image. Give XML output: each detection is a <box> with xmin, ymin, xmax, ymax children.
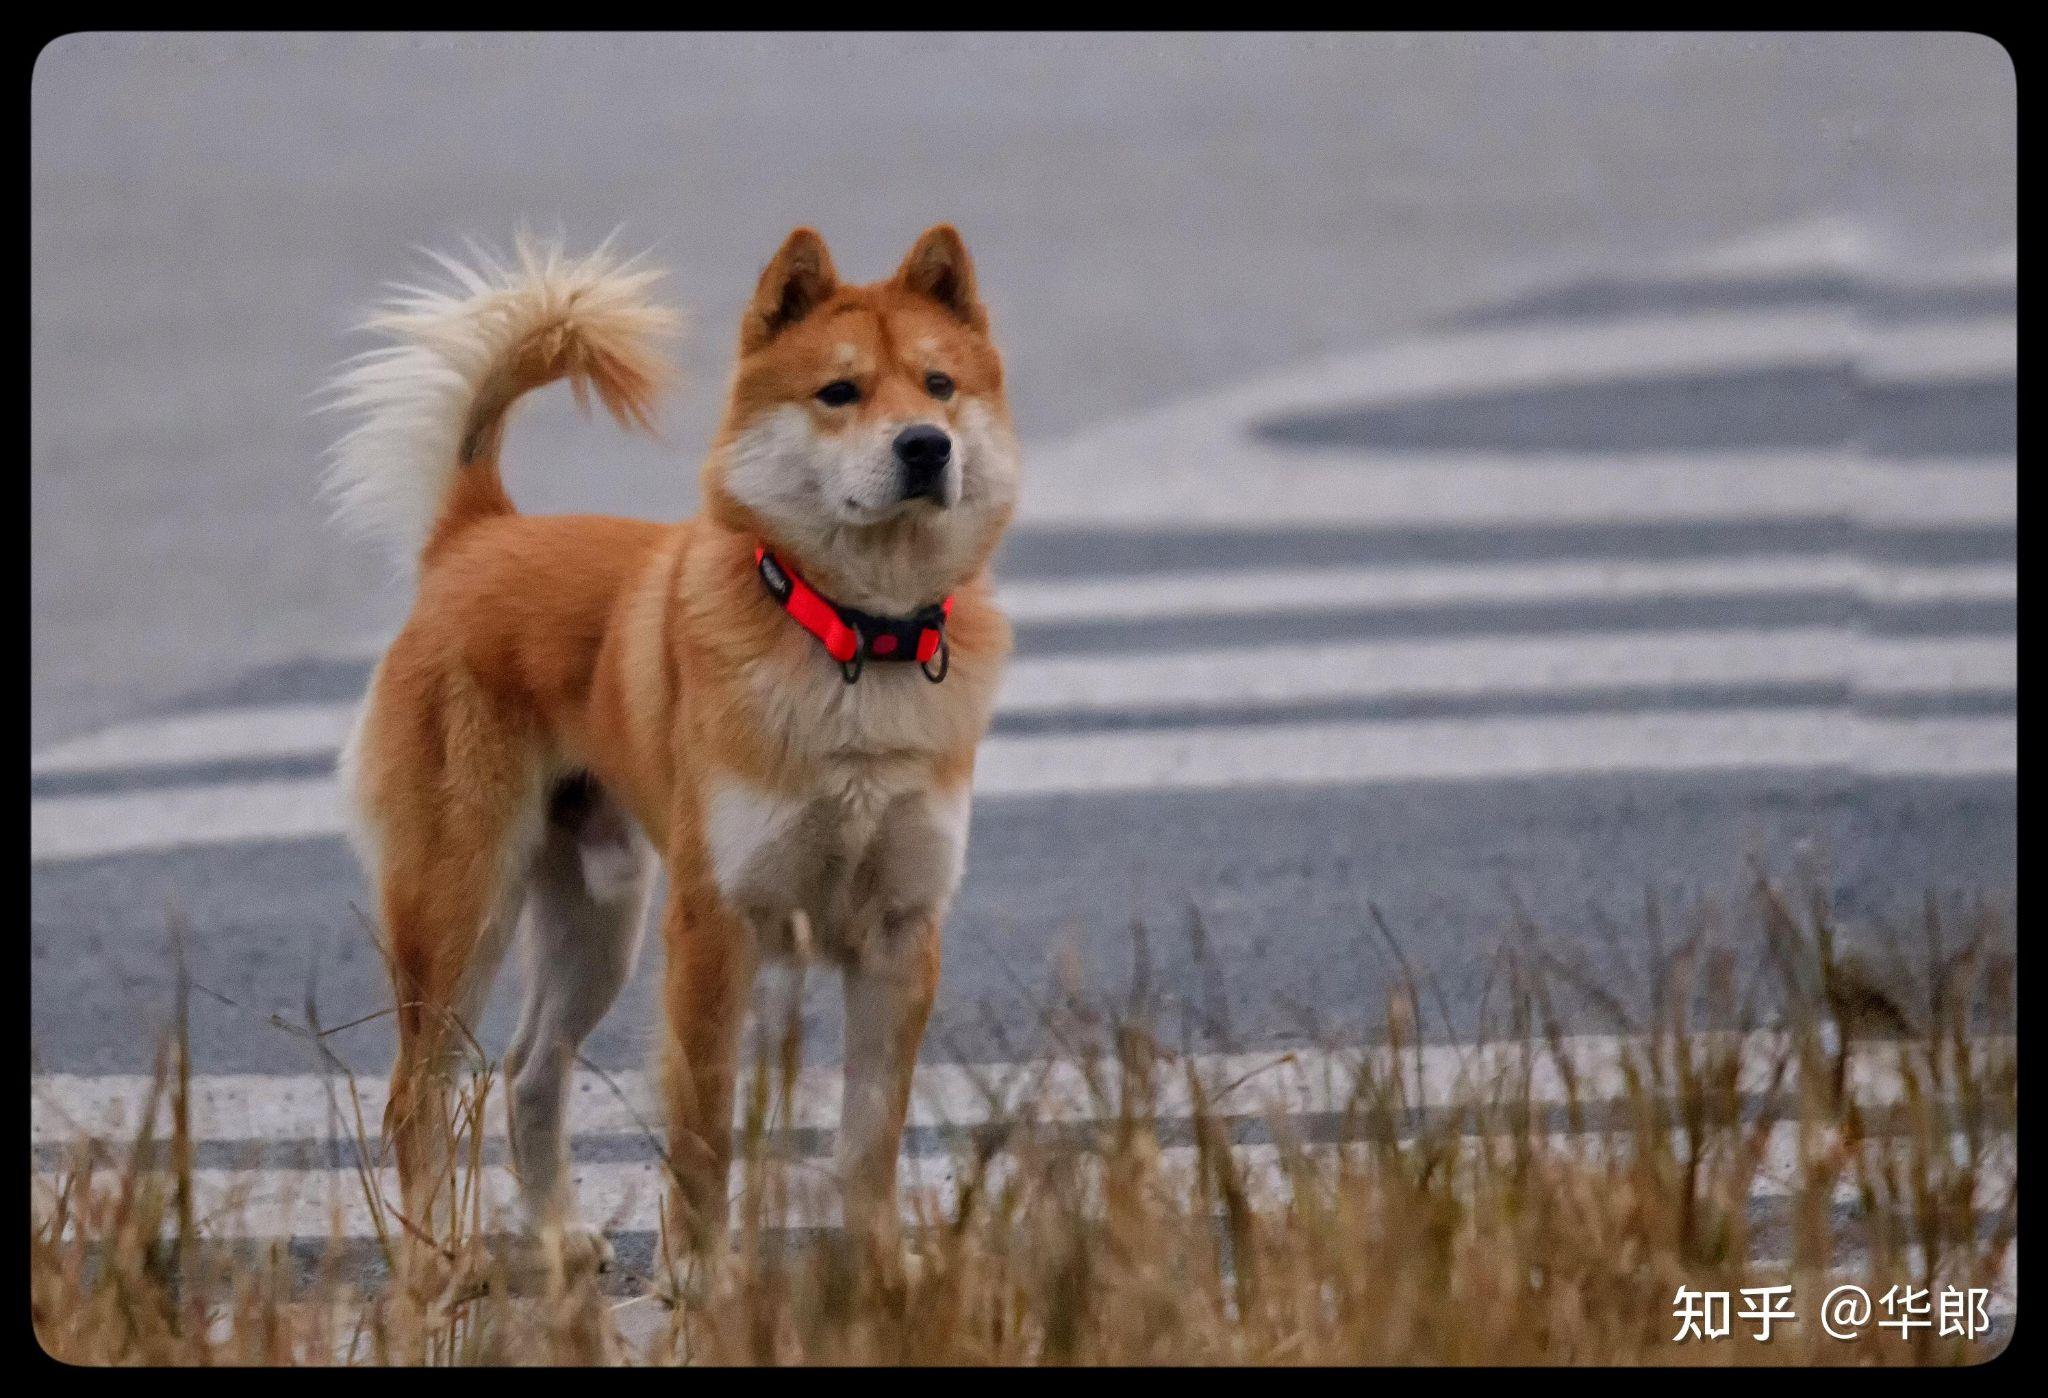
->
<box><xmin>754</xmin><ymin>547</ymin><xmax>953</xmax><ymax>684</ymax></box>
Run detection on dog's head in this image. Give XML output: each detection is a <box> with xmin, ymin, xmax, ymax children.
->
<box><xmin>704</xmin><ymin>225</ymin><xmax>1019</xmax><ymax>612</ymax></box>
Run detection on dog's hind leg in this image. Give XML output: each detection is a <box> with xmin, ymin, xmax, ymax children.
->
<box><xmin>365</xmin><ymin>667</ymin><xmax>548</xmax><ymax>1257</ymax></box>
<box><xmin>502</xmin><ymin>773</ymin><xmax>654</xmax><ymax>1270</ymax></box>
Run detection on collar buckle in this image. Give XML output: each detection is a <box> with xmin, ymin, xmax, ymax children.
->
<box><xmin>756</xmin><ymin>547</ymin><xmax>954</xmax><ymax>685</ymax></box>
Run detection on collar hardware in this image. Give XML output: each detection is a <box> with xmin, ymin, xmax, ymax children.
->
<box><xmin>756</xmin><ymin>547</ymin><xmax>953</xmax><ymax>685</ymax></box>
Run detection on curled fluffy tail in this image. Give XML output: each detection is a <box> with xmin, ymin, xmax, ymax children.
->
<box><xmin>322</xmin><ymin>235</ymin><xmax>677</xmax><ymax>564</ymax></box>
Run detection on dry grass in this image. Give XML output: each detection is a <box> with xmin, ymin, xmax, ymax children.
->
<box><xmin>31</xmin><ymin>879</ymin><xmax>2016</xmax><ymax>1365</ymax></box>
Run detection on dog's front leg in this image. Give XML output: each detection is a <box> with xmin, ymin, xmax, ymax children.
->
<box><xmin>659</xmin><ymin>885</ymin><xmax>757</xmax><ymax>1258</ymax></box>
<box><xmin>839</xmin><ymin>908</ymin><xmax>942</xmax><ymax>1263</ymax></box>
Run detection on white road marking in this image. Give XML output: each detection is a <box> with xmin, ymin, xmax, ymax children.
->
<box><xmin>1140</xmin><ymin>310</ymin><xmax>2008</xmax><ymax>422</ymax></box>
<box><xmin>1649</xmin><ymin>215</ymin><xmax>2015</xmax><ymax>289</ymax></box>
<box><xmin>1861</xmin><ymin>318</ymin><xmax>2017</xmax><ymax>382</ymax></box>
<box><xmin>997</xmin><ymin>556</ymin><xmax>2017</xmax><ymax>626</ymax></box>
<box><xmin>33</xmin><ymin>1125</ymin><xmax>2012</xmax><ymax>1242</ymax></box>
<box><xmin>28</xmin><ymin>706</ymin><xmax>2016</xmax><ymax>862</ymax></box>
<box><xmin>1022</xmin><ymin>450</ymin><xmax>2016</xmax><ymax>532</ymax></box>
<box><xmin>1674</xmin><ymin>216</ymin><xmax>1875</xmax><ymax>278</ymax></box>
<box><xmin>973</xmin><ymin>710</ymin><xmax>2015</xmax><ymax>797</ymax></box>
<box><xmin>31</xmin><ymin>1030</ymin><xmax>2018</xmax><ymax>1245</ymax></box>
<box><xmin>31</xmin><ymin>702</ymin><xmax>357</xmax><ymax>776</ymax></box>
<box><xmin>28</xmin><ymin>554</ymin><xmax>2017</xmax><ymax>778</ymax></box>
<box><xmin>32</xmin><ymin>1034</ymin><xmax>2009</xmax><ymax>1147</ymax></box>
<box><xmin>1005</xmin><ymin>630</ymin><xmax>2016</xmax><ymax>714</ymax></box>
<box><xmin>1001</xmin><ymin>290</ymin><xmax>2016</xmax><ymax>532</ymax></box>
<box><xmin>1847</xmin><ymin>459</ymin><xmax>2017</xmax><ymax>528</ymax></box>
<box><xmin>32</xmin><ymin>777</ymin><xmax>349</xmax><ymax>862</ymax></box>
<box><xmin>993</xmin><ymin>277</ymin><xmax>2015</xmax><ymax>531</ymax></box>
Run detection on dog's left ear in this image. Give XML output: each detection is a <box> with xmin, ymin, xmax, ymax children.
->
<box><xmin>893</xmin><ymin>225</ymin><xmax>987</xmax><ymax>331</ymax></box>
<box><xmin>742</xmin><ymin>227</ymin><xmax>839</xmax><ymax>354</ymax></box>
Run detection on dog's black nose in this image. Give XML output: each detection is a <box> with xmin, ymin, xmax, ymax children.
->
<box><xmin>894</xmin><ymin>424</ymin><xmax>952</xmax><ymax>502</ymax></box>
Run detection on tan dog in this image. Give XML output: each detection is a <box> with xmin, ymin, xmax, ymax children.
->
<box><xmin>326</xmin><ymin>226</ymin><xmax>1018</xmax><ymax>1266</ymax></box>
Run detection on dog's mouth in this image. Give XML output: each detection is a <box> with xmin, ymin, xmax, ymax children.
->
<box><xmin>836</xmin><ymin>494</ymin><xmax>897</xmax><ymax>525</ymax></box>
<box><xmin>836</xmin><ymin>491</ymin><xmax>952</xmax><ymax>525</ymax></box>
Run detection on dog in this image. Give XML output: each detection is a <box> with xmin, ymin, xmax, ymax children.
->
<box><xmin>325</xmin><ymin>226</ymin><xmax>1018</xmax><ymax>1269</ymax></box>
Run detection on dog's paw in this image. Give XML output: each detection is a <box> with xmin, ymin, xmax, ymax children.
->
<box><xmin>501</xmin><ymin>1225</ymin><xmax>615</xmax><ymax>1285</ymax></box>
<box><xmin>553</xmin><ymin>1226</ymin><xmax>616</xmax><ymax>1275</ymax></box>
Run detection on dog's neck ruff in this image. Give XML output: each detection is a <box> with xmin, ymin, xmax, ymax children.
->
<box><xmin>755</xmin><ymin>547</ymin><xmax>953</xmax><ymax>685</ymax></box>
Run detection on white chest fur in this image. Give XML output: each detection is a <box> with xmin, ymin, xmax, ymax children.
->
<box><xmin>702</xmin><ymin>769</ymin><xmax>971</xmax><ymax>961</ymax></box>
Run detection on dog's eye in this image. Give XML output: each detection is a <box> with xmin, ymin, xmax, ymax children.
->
<box><xmin>815</xmin><ymin>380</ymin><xmax>860</xmax><ymax>407</ymax></box>
<box><xmin>925</xmin><ymin>372</ymin><xmax>955</xmax><ymax>401</ymax></box>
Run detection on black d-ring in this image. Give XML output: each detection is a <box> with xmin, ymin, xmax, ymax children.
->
<box><xmin>840</xmin><ymin>654</ymin><xmax>865</xmax><ymax>685</ymax></box>
<box><xmin>921</xmin><ymin>638</ymin><xmax>950</xmax><ymax>684</ymax></box>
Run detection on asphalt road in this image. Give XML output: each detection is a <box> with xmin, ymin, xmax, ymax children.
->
<box><xmin>30</xmin><ymin>35</ymin><xmax>2015</xmax><ymax>1262</ymax></box>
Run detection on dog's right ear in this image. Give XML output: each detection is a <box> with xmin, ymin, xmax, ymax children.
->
<box><xmin>741</xmin><ymin>228</ymin><xmax>838</xmax><ymax>353</ymax></box>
